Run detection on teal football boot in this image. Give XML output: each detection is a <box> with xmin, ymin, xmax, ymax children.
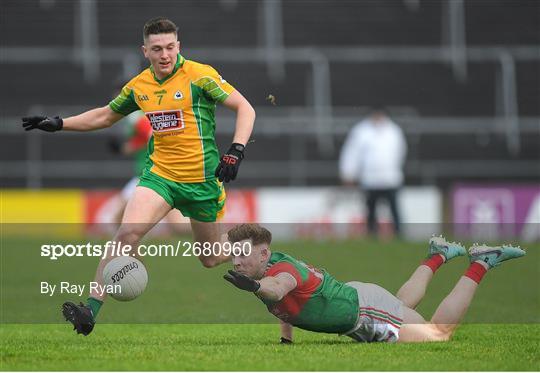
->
<box><xmin>428</xmin><ymin>235</ymin><xmax>467</xmax><ymax>262</ymax></box>
<box><xmin>468</xmin><ymin>244</ymin><xmax>526</xmax><ymax>269</ymax></box>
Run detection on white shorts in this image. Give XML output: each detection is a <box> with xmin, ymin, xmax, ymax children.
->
<box><xmin>120</xmin><ymin>176</ymin><xmax>140</xmax><ymax>202</ymax></box>
<box><xmin>344</xmin><ymin>281</ymin><xmax>403</xmax><ymax>343</ymax></box>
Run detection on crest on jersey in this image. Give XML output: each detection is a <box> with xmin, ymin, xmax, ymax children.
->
<box><xmin>174</xmin><ymin>90</ymin><xmax>183</xmax><ymax>100</ymax></box>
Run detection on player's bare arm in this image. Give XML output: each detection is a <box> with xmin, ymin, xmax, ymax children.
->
<box><xmin>63</xmin><ymin>106</ymin><xmax>124</xmax><ymax>131</ymax></box>
<box><xmin>223</xmin><ymin>269</ymin><xmax>297</xmax><ymax>344</ymax></box>
<box><xmin>224</xmin><ymin>271</ymin><xmax>296</xmax><ymax>302</ymax></box>
<box><xmin>279</xmin><ymin>319</ymin><xmax>294</xmax><ymax>344</ymax></box>
<box><xmin>256</xmin><ymin>273</ymin><xmax>297</xmax><ymax>302</ymax></box>
<box><xmin>222</xmin><ymin>90</ymin><xmax>255</xmax><ymax>146</ymax></box>
<box><xmin>22</xmin><ymin>105</ymin><xmax>124</xmax><ymax>132</ymax></box>
<box><xmin>215</xmin><ymin>91</ymin><xmax>256</xmax><ymax>183</ymax></box>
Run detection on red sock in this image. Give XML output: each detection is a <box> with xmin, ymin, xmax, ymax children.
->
<box><xmin>422</xmin><ymin>254</ymin><xmax>445</xmax><ymax>273</ymax></box>
<box><xmin>464</xmin><ymin>262</ymin><xmax>488</xmax><ymax>284</ymax></box>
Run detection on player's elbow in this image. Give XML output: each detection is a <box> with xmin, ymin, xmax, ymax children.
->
<box><xmin>99</xmin><ymin>121</ymin><xmax>114</xmax><ymax>130</ymax></box>
<box><xmin>273</xmin><ymin>288</ymin><xmax>289</xmax><ymax>302</ymax></box>
<box><xmin>258</xmin><ymin>289</ymin><xmax>283</xmax><ymax>302</ymax></box>
<box><xmin>243</xmin><ymin>102</ymin><xmax>256</xmax><ymax>121</ymax></box>
<box><xmin>237</xmin><ymin>97</ymin><xmax>254</xmax><ymax>114</ymax></box>
<box><xmin>99</xmin><ymin>114</ymin><xmax>116</xmax><ymax>129</ymax></box>
<box><xmin>97</xmin><ymin>106</ymin><xmax>121</xmax><ymax>129</ymax></box>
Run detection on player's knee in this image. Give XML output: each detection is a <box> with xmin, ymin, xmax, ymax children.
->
<box><xmin>431</xmin><ymin>332</ymin><xmax>451</xmax><ymax>342</ymax></box>
<box><xmin>115</xmin><ymin>226</ymin><xmax>145</xmax><ymax>246</ymax></box>
<box><xmin>429</xmin><ymin>324</ymin><xmax>453</xmax><ymax>342</ymax></box>
<box><xmin>115</xmin><ymin>231</ymin><xmax>140</xmax><ymax>246</ymax></box>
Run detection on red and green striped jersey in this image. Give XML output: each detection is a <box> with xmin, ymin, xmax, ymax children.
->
<box><xmin>259</xmin><ymin>252</ymin><xmax>359</xmax><ymax>334</ymax></box>
<box><xmin>126</xmin><ymin>113</ymin><xmax>153</xmax><ymax>176</ymax></box>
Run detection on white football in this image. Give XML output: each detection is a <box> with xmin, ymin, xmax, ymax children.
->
<box><xmin>102</xmin><ymin>256</ymin><xmax>148</xmax><ymax>301</ymax></box>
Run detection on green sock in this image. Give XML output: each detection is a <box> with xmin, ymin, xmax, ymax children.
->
<box><xmin>87</xmin><ymin>297</ymin><xmax>103</xmax><ymax>319</ymax></box>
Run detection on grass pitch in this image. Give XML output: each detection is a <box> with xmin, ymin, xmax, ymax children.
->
<box><xmin>1</xmin><ymin>324</ymin><xmax>539</xmax><ymax>371</ymax></box>
<box><xmin>1</xmin><ymin>235</ymin><xmax>539</xmax><ymax>370</ymax></box>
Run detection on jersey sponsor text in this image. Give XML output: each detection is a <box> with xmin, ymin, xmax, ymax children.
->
<box><xmin>146</xmin><ymin>110</ymin><xmax>185</xmax><ymax>132</ymax></box>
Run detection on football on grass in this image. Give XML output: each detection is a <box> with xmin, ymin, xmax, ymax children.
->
<box><xmin>102</xmin><ymin>256</ymin><xmax>148</xmax><ymax>301</ymax></box>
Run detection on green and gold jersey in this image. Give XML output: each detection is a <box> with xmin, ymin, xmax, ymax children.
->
<box><xmin>109</xmin><ymin>54</ymin><xmax>235</xmax><ymax>183</ymax></box>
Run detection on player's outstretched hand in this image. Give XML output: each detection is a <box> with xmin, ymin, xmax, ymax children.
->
<box><xmin>215</xmin><ymin>143</ymin><xmax>244</xmax><ymax>183</ymax></box>
<box><xmin>223</xmin><ymin>270</ymin><xmax>260</xmax><ymax>292</ymax></box>
<box><xmin>22</xmin><ymin>116</ymin><xmax>63</xmax><ymax>132</ymax></box>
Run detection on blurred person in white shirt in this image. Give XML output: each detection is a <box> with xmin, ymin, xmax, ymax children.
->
<box><xmin>339</xmin><ymin>109</ymin><xmax>407</xmax><ymax>237</ymax></box>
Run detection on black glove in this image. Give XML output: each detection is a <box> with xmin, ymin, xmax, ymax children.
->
<box><xmin>108</xmin><ymin>137</ymin><xmax>123</xmax><ymax>154</ymax></box>
<box><xmin>215</xmin><ymin>143</ymin><xmax>244</xmax><ymax>183</ymax></box>
<box><xmin>22</xmin><ymin>116</ymin><xmax>63</xmax><ymax>132</ymax></box>
<box><xmin>223</xmin><ymin>270</ymin><xmax>260</xmax><ymax>292</ymax></box>
<box><xmin>280</xmin><ymin>337</ymin><xmax>293</xmax><ymax>344</ymax></box>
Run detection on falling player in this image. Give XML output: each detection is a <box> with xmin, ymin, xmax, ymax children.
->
<box><xmin>224</xmin><ymin>224</ymin><xmax>526</xmax><ymax>343</ymax></box>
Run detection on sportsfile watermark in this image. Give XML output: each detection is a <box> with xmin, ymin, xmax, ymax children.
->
<box><xmin>0</xmin><ymin>223</ymin><xmax>538</xmax><ymax>324</ymax></box>
<box><xmin>40</xmin><ymin>240</ymin><xmax>252</xmax><ymax>261</ymax></box>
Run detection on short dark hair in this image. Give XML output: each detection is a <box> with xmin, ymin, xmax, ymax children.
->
<box><xmin>228</xmin><ymin>224</ymin><xmax>272</xmax><ymax>246</ymax></box>
<box><xmin>143</xmin><ymin>17</ymin><xmax>178</xmax><ymax>40</ymax></box>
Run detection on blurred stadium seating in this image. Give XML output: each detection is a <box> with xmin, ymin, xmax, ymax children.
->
<box><xmin>1</xmin><ymin>0</ymin><xmax>539</xmax><ymax>189</ymax></box>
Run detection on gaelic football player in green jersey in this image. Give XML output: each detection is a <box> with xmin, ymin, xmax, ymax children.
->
<box><xmin>23</xmin><ymin>17</ymin><xmax>255</xmax><ymax>336</ymax></box>
<box><xmin>107</xmin><ymin>110</ymin><xmax>189</xmax><ymax>231</ymax></box>
<box><xmin>224</xmin><ymin>224</ymin><xmax>526</xmax><ymax>343</ymax></box>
